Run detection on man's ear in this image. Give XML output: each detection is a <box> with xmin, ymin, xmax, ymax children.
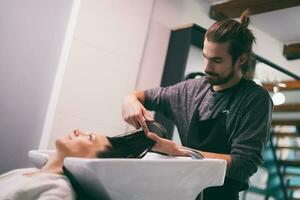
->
<box><xmin>237</xmin><ymin>53</ymin><xmax>248</xmax><ymax>66</ymax></box>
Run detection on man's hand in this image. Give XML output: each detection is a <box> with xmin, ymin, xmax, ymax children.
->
<box><xmin>147</xmin><ymin>132</ymin><xmax>187</xmax><ymax>156</ymax></box>
<box><xmin>122</xmin><ymin>94</ymin><xmax>153</xmax><ymax>133</ymax></box>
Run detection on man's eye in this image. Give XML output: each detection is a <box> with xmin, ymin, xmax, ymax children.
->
<box><xmin>214</xmin><ymin>59</ymin><xmax>221</xmax><ymax>63</ymax></box>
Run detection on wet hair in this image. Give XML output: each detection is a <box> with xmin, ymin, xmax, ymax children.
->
<box><xmin>96</xmin><ymin>130</ymin><xmax>156</xmax><ymax>158</ymax></box>
<box><xmin>205</xmin><ymin>10</ymin><xmax>256</xmax><ymax>77</ymax></box>
<box><xmin>96</xmin><ymin>121</ymin><xmax>167</xmax><ymax>158</ymax></box>
<box><xmin>64</xmin><ymin>130</ymin><xmax>158</xmax><ymax>200</ymax></box>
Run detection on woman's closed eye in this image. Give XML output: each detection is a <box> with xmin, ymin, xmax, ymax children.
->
<box><xmin>72</xmin><ymin>129</ymin><xmax>96</xmax><ymax>142</ymax></box>
<box><xmin>87</xmin><ymin>133</ymin><xmax>96</xmax><ymax>141</ymax></box>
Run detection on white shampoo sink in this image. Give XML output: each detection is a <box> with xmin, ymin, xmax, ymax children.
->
<box><xmin>28</xmin><ymin>150</ymin><xmax>226</xmax><ymax>200</ymax></box>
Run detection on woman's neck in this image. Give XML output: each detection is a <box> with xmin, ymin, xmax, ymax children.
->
<box><xmin>40</xmin><ymin>153</ymin><xmax>65</xmax><ymax>175</ymax></box>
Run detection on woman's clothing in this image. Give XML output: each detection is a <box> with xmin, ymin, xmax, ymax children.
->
<box><xmin>0</xmin><ymin>168</ymin><xmax>75</xmax><ymax>200</ymax></box>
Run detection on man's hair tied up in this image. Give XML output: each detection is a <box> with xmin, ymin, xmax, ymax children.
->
<box><xmin>240</xmin><ymin>9</ymin><xmax>250</xmax><ymax>27</ymax></box>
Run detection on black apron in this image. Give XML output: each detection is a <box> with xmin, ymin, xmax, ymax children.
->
<box><xmin>187</xmin><ymin>82</ymin><xmax>244</xmax><ymax>200</ymax></box>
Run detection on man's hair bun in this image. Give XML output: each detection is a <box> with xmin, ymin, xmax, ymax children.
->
<box><xmin>240</xmin><ymin>9</ymin><xmax>250</xmax><ymax>27</ymax></box>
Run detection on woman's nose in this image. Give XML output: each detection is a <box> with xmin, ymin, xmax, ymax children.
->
<box><xmin>73</xmin><ymin>129</ymin><xmax>80</xmax><ymax>136</ymax></box>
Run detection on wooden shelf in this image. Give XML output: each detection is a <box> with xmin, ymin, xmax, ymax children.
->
<box><xmin>284</xmin><ymin>42</ymin><xmax>300</xmax><ymax>60</ymax></box>
<box><xmin>283</xmin><ymin>172</ymin><xmax>300</xmax><ymax>177</ymax></box>
<box><xmin>286</xmin><ymin>185</ymin><xmax>300</xmax><ymax>191</ymax></box>
<box><xmin>263</xmin><ymin>80</ymin><xmax>300</xmax><ymax>91</ymax></box>
<box><xmin>272</xmin><ymin>119</ymin><xmax>300</xmax><ymax>126</ymax></box>
<box><xmin>209</xmin><ymin>0</ymin><xmax>300</xmax><ymax>20</ymax></box>
<box><xmin>276</xmin><ymin>146</ymin><xmax>300</xmax><ymax>150</ymax></box>
<box><xmin>273</xmin><ymin>132</ymin><xmax>300</xmax><ymax>138</ymax></box>
<box><xmin>274</xmin><ymin>104</ymin><xmax>300</xmax><ymax>112</ymax></box>
<box><xmin>278</xmin><ymin>160</ymin><xmax>300</xmax><ymax>167</ymax></box>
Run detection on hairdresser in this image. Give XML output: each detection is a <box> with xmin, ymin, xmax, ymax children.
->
<box><xmin>122</xmin><ymin>11</ymin><xmax>273</xmax><ymax>200</ymax></box>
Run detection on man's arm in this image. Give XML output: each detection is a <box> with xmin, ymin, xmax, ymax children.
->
<box><xmin>226</xmin><ymin>87</ymin><xmax>273</xmax><ymax>182</ymax></box>
<box><xmin>147</xmin><ymin>132</ymin><xmax>232</xmax><ymax>172</ymax></box>
<box><xmin>181</xmin><ymin>146</ymin><xmax>232</xmax><ymax>169</ymax></box>
<box><xmin>124</xmin><ymin>90</ymin><xmax>146</xmax><ymax>104</ymax></box>
<box><xmin>132</xmin><ymin>90</ymin><xmax>146</xmax><ymax>104</ymax></box>
<box><xmin>122</xmin><ymin>90</ymin><xmax>153</xmax><ymax>132</ymax></box>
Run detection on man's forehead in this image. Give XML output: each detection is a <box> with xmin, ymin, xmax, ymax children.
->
<box><xmin>203</xmin><ymin>38</ymin><xmax>230</xmax><ymax>57</ymax></box>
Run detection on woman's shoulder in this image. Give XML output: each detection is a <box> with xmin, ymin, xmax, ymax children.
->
<box><xmin>0</xmin><ymin>168</ymin><xmax>38</xmax><ymax>177</ymax></box>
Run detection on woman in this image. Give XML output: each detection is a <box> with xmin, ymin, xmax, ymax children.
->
<box><xmin>0</xmin><ymin>130</ymin><xmax>111</xmax><ymax>200</ymax></box>
<box><xmin>0</xmin><ymin>123</ymin><xmax>195</xmax><ymax>200</ymax></box>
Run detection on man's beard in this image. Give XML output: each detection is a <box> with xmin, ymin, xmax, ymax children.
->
<box><xmin>205</xmin><ymin>66</ymin><xmax>235</xmax><ymax>85</ymax></box>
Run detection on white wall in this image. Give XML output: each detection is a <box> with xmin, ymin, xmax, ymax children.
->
<box><xmin>0</xmin><ymin>0</ymin><xmax>78</xmax><ymax>173</ymax></box>
<box><xmin>43</xmin><ymin>0</ymin><xmax>300</xmax><ymax>149</ymax></box>
<box><xmin>137</xmin><ymin>0</ymin><xmax>300</xmax><ymax>91</ymax></box>
<box><xmin>252</xmin><ymin>27</ymin><xmax>300</xmax><ymax>78</ymax></box>
<box><xmin>137</xmin><ymin>0</ymin><xmax>215</xmax><ymax>90</ymax></box>
<box><xmin>185</xmin><ymin>45</ymin><xmax>205</xmax><ymax>76</ymax></box>
<box><xmin>44</xmin><ymin>0</ymin><xmax>155</xmax><ymax>149</ymax></box>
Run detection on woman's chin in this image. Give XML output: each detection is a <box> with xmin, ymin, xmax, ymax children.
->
<box><xmin>55</xmin><ymin>137</ymin><xmax>70</xmax><ymax>153</ymax></box>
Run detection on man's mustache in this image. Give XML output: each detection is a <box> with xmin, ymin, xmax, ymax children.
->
<box><xmin>205</xmin><ymin>71</ymin><xmax>219</xmax><ymax>77</ymax></box>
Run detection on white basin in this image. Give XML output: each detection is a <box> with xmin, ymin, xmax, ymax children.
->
<box><xmin>28</xmin><ymin>150</ymin><xmax>56</xmax><ymax>168</ymax></box>
<box><xmin>28</xmin><ymin>150</ymin><xmax>226</xmax><ymax>200</ymax></box>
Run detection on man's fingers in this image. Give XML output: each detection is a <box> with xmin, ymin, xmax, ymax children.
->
<box><xmin>175</xmin><ymin>148</ymin><xmax>188</xmax><ymax>157</ymax></box>
<box><xmin>151</xmin><ymin>144</ymin><xmax>159</xmax><ymax>152</ymax></box>
<box><xmin>129</xmin><ymin>118</ymin><xmax>140</xmax><ymax>129</ymax></box>
<box><xmin>136</xmin><ymin>112</ymin><xmax>150</xmax><ymax>133</ymax></box>
<box><xmin>147</xmin><ymin>132</ymin><xmax>161</xmax><ymax>143</ymax></box>
<box><xmin>133</xmin><ymin>120</ymin><xmax>141</xmax><ymax>129</ymax></box>
<box><xmin>140</xmin><ymin>120</ymin><xmax>150</xmax><ymax>134</ymax></box>
<box><xmin>143</xmin><ymin>109</ymin><xmax>154</xmax><ymax>122</ymax></box>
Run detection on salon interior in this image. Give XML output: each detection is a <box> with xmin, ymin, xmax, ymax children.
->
<box><xmin>1</xmin><ymin>0</ymin><xmax>300</xmax><ymax>200</ymax></box>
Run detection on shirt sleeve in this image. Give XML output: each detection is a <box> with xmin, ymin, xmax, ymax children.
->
<box><xmin>144</xmin><ymin>80</ymin><xmax>190</xmax><ymax>122</ymax></box>
<box><xmin>227</xmin><ymin>87</ymin><xmax>273</xmax><ymax>184</ymax></box>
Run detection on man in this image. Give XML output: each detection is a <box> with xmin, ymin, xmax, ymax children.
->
<box><xmin>122</xmin><ymin>12</ymin><xmax>273</xmax><ymax>200</ymax></box>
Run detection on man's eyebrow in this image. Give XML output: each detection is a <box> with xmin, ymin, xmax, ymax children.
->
<box><xmin>202</xmin><ymin>53</ymin><xmax>222</xmax><ymax>60</ymax></box>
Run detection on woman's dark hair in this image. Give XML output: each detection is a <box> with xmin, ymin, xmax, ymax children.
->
<box><xmin>97</xmin><ymin>121</ymin><xmax>167</xmax><ymax>158</ymax></box>
<box><xmin>97</xmin><ymin>130</ymin><xmax>155</xmax><ymax>158</ymax></box>
<box><xmin>205</xmin><ymin>10</ymin><xmax>256</xmax><ymax>78</ymax></box>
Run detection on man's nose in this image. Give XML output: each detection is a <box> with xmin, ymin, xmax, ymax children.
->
<box><xmin>204</xmin><ymin>60</ymin><xmax>213</xmax><ymax>72</ymax></box>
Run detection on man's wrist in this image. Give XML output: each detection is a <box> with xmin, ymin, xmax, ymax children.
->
<box><xmin>180</xmin><ymin>147</ymin><xmax>204</xmax><ymax>159</ymax></box>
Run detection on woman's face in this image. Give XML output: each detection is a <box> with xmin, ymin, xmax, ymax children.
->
<box><xmin>55</xmin><ymin>129</ymin><xmax>111</xmax><ymax>158</ymax></box>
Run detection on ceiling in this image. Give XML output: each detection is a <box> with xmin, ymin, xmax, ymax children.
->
<box><xmin>203</xmin><ymin>0</ymin><xmax>300</xmax><ymax>44</ymax></box>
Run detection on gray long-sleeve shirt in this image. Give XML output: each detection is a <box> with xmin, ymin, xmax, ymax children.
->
<box><xmin>144</xmin><ymin>77</ymin><xmax>273</xmax><ymax>189</ymax></box>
